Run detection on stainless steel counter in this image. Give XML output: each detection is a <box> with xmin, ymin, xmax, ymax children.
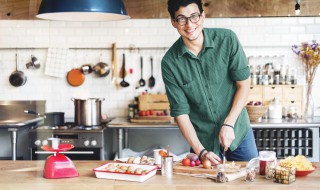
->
<box><xmin>108</xmin><ymin>117</ymin><xmax>320</xmax><ymax>159</ymax></box>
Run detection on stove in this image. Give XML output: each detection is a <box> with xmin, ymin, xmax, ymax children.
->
<box><xmin>29</xmin><ymin>123</ymin><xmax>106</xmax><ymax>160</ymax></box>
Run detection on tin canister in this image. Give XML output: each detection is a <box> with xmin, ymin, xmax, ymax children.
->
<box><xmin>161</xmin><ymin>156</ymin><xmax>173</xmax><ymax>178</ymax></box>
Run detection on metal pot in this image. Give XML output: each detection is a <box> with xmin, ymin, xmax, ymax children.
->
<box><xmin>24</xmin><ymin>110</ymin><xmax>64</xmax><ymax>126</ymax></box>
<box><xmin>72</xmin><ymin>98</ymin><xmax>105</xmax><ymax>126</ymax></box>
<box><xmin>9</xmin><ymin>54</ymin><xmax>27</xmax><ymax>87</ymax></box>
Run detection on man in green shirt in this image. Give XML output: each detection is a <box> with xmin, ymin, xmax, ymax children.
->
<box><xmin>162</xmin><ymin>0</ymin><xmax>258</xmax><ymax>165</ymax></box>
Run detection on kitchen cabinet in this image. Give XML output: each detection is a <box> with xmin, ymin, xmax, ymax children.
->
<box><xmin>248</xmin><ymin>85</ymin><xmax>304</xmax><ymax>117</ymax></box>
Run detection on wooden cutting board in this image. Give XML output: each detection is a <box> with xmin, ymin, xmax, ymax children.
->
<box><xmin>173</xmin><ymin>162</ymin><xmax>217</xmax><ymax>175</ymax></box>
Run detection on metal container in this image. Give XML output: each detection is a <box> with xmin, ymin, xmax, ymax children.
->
<box><xmin>72</xmin><ymin>98</ymin><xmax>105</xmax><ymax>126</ymax></box>
<box><xmin>161</xmin><ymin>156</ymin><xmax>173</xmax><ymax>178</ymax></box>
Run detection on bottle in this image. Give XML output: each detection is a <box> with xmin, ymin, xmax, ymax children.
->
<box><xmin>268</xmin><ymin>97</ymin><xmax>282</xmax><ymax>119</ymax></box>
<box><xmin>128</xmin><ymin>104</ymin><xmax>135</xmax><ymax>119</ymax></box>
<box><xmin>251</xmin><ymin>74</ymin><xmax>257</xmax><ymax>85</ymax></box>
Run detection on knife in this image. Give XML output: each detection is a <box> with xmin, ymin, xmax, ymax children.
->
<box><xmin>222</xmin><ymin>150</ymin><xmax>226</xmax><ymax>166</ymax></box>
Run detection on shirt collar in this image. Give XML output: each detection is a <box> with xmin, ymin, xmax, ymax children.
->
<box><xmin>177</xmin><ymin>28</ymin><xmax>215</xmax><ymax>58</ymax></box>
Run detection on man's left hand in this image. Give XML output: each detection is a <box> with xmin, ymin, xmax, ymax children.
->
<box><xmin>219</xmin><ymin>125</ymin><xmax>235</xmax><ymax>151</ymax></box>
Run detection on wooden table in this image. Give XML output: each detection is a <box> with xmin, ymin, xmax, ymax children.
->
<box><xmin>0</xmin><ymin>161</ymin><xmax>319</xmax><ymax>190</ymax></box>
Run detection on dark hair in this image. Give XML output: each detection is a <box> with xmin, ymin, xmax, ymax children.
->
<box><xmin>167</xmin><ymin>0</ymin><xmax>203</xmax><ymax>19</ymax></box>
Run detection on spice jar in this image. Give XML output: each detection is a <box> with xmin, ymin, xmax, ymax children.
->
<box><xmin>245</xmin><ymin>166</ymin><xmax>256</xmax><ymax>182</ymax></box>
<box><xmin>216</xmin><ymin>165</ymin><xmax>227</xmax><ymax>183</ymax></box>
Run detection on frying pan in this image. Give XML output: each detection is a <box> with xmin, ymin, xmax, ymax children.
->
<box><xmin>67</xmin><ymin>68</ymin><xmax>85</xmax><ymax>87</ymax></box>
<box><xmin>9</xmin><ymin>54</ymin><xmax>27</xmax><ymax>87</ymax></box>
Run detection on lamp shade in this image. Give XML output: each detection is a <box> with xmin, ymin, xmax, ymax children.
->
<box><xmin>36</xmin><ymin>0</ymin><xmax>130</xmax><ymax>21</ymax></box>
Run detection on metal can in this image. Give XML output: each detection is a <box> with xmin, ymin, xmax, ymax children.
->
<box><xmin>161</xmin><ymin>156</ymin><xmax>173</xmax><ymax>178</ymax></box>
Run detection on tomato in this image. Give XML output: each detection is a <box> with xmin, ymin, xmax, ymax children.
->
<box><xmin>148</xmin><ymin>110</ymin><xmax>153</xmax><ymax>116</ymax></box>
<box><xmin>182</xmin><ymin>158</ymin><xmax>191</xmax><ymax>166</ymax></box>
<box><xmin>139</xmin><ymin>111</ymin><xmax>147</xmax><ymax>116</ymax></box>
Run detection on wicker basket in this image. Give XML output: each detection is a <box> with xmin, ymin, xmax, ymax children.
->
<box><xmin>246</xmin><ymin>105</ymin><xmax>268</xmax><ymax>121</ymax></box>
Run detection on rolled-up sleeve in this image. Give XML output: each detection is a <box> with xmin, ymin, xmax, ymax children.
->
<box><xmin>228</xmin><ymin>31</ymin><xmax>250</xmax><ymax>81</ymax></box>
<box><xmin>161</xmin><ymin>59</ymin><xmax>190</xmax><ymax>117</ymax></box>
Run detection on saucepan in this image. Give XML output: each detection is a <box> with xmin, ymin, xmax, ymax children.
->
<box><xmin>24</xmin><ymin>110</ymin><xmax>65</xmax><ymax>126</ymax></box>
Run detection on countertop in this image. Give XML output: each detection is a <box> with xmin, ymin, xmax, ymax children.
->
<box><xmin>0</xmin><ymin>161</ymin><xmax>318</xmax><ymax>190</ymax></box>
<box><xmin>0</xmin><ymin>117</ymin><xmax>43</xmax><ymax>128</ymax></box>
<box><xmin>108</xmin><ymin>117</ymin><xmax>320</xmax><ymax>129</ymax></box>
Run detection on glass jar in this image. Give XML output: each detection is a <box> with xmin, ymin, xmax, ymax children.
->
<box><xmin>128</xmin><ymin>104</ymin><xmax>135</xmax><ymax>119</ymax></box>
<box><xmin>245</xmin><ymin>166</ymin><xmax>256</xmax><ymax>182</ymax></box>
<box><xmin>216</xmin><ymin>165</ymin><xmax>227</xmax><ymax>183</ymax></box>
<box><xmin>268</xmin><ymin>97</ymin><xmax>282</xmax><ymax>119</ymax></box>
<box><xmin>265</xmin><ymin>161</ymin><xmax>275</xmax><ymax>180</ymax></box>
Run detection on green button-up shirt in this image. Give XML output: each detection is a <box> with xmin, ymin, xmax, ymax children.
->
<box><xmin>161</xmin><ymin>28</ymin><xmax>251</xmax><ymax>155</ymax></box>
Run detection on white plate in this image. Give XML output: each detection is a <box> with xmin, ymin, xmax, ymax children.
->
<box><xmin>93</xmin><ymin>163</ymin><xmax>158</xmax><ymax>182</ymax></box>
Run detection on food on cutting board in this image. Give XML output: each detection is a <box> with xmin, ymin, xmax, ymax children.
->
<box><xmin>279</xmin><ymin>155</ymin><xmax>314</xmax><ymax>171</ymax></box>
<box><xmin>224</xmin><ymin>161</ymin><xmax>241</xmax><ymax>173</ymax></box>
<box><xmin>103</xmin><ymin>163</ymin><xmax>148</xmax><ymax>175</ymax></box>
<box><xmin>181</xmin><ymin>153</ymin><xmax>201</xmax><ymax>167</ymax></box>
<box><xmin>126</xmin><ymin>156</ymin><xmax>155</xmax><ymax>165</ymax></box>
<box><xmin>138</xmin><ymin>109</ymin><xmax>170</xmax><ymax>117</ymax></box>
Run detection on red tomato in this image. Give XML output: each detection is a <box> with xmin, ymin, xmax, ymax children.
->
<box><xmin>139</xmin><ymin>111</ymin><xmax>144</xmax><ymax>116</ymax></box>
<box><xmin>148</xmin><ymin>110</ymin><xmax>153</xmax><ymax>116</ymax></box>
<box><xmin>182</xmin><ymin>158</ymin><xmax>191</xmax><ymax>166</ymax></box>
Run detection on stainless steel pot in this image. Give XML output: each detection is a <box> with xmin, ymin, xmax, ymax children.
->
<box><xmin>72</xmin><ymin>98</ymin><xmax>105</xmax><ymax>126</ymax></box>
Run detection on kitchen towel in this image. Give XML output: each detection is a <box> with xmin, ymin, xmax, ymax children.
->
<box><xmin>44</xmin><ymin>47</ymin><xmax>69</xmax><ymax>78</ymax></box>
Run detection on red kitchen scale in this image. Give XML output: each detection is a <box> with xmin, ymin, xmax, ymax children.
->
<box><xmin>42</xmin><ymin>144</ymin><xmax>79</xmax><ymax>179</ymax></box>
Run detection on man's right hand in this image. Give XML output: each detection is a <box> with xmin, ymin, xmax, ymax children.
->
<box><xmin>201</xmin><ymin>151</ymin><xmax>222</xmax><ymax>166</ymax></box>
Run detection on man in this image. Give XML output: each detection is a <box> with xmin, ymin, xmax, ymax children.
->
<box><xmin>161</xmin><ymin>0</ymin><xmax>258</xmax><ymax>165</ymax></box>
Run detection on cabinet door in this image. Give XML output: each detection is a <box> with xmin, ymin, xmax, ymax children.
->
<box><xmin>282</xmin><ymin>85</ymin><xmax>303</xmax><ymax>102</ymax></box>
<box><xmin>248</xmin><ymin>85</ymin><xmax>263</xmax><ymax>103</ymax></box>
<box><xmin>263</xmin><ymin>85</ymin><xmax>282</xmax><ymax>105</ymax></box>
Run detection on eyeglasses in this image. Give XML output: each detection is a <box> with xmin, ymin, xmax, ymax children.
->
<box><xmin>174</xmin><ymin>13</ymin><xmax>201</xmax><ymax>26</ymax></box>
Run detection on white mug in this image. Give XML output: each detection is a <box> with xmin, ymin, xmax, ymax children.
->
<box><xmin>153</xmin><ymin>149</ymin><xmax>163</xmax><ymax>165</ymax></box>
<box><xmin>48</xmin><ymin>137</ymin><xmax>60</xmax><ymax>149</ymax></box>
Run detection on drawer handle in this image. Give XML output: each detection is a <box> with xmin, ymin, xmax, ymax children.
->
<box><xmin>271</xmin><ymin>87</ymin><xmax>275</xmax><ymax>89</ymax></box>
<box><xmin>291</xmin><ymin>87</ymin><xmax>295</xmax><ymax>89</ymax></box>
<box><xmin>250</xmin><ymin>86</ymin><xmax>253</xmax><ymax>89</ymax></box>
<box><xmin>291</xmin><ymin>101</ymin><xmax>295</xmax><ymax>103</ymax></box>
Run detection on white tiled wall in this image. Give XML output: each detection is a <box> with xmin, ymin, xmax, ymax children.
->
<box><xmin>0</xmin><ymin>17</ymin><xmax>319</xmax><ymax>117</ymax></box>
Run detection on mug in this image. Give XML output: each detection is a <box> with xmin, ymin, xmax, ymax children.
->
<box><xmin>48</xmin><ymin>137</ymin><xmax>60</xmax><ymax>149</ymax></box>
<box><xmin>153</xmin><ymin>149</ymin><xmax>162</xmax><ymax>165</ymax></box>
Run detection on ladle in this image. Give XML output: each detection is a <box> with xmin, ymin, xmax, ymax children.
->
<box><xmin>148</xmin><ymin>56</ymin><xmax>155</xmax><ymax>88</ymax></box>
<box><xmin>120</xmin><ymin>53</ymin><xmax>130</xmax><ymax>87</ymax></box>
<box><xmin>139</xmin><ymin>56</ymin><xmax>146</xmax><ymax>87</ymax></box>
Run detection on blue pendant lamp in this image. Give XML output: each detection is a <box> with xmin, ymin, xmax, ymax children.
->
<box><xmin>36</xmin><ymin>0</ymin><xmax>130</xmax><ymax>21</ymax></box>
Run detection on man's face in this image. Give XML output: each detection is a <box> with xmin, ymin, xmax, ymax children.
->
<box><xmin>171</xmin><ymin>3</ymin><xmax>205</xmax><ymax>42</ymax></box>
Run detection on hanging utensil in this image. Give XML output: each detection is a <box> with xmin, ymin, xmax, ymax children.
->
<box><xmin>148</xmin><ymin>56</ymin><xmax>155</xmax><ymax>88</ymax></box>
<box><xmin>93</xmin><ymin>54</ymin><xmax>110</xmax><ymax>77</ymax></box>
<box><xmin>139</xmin><ymin>56</ymin><xmax>146</xmax><ymax>87</ymax></box>
<box><xmin>9</xmin><ymin>53</ymin><xmax>27</xmax><ymax>87</ymax></box>
<box><xmin>119</xmin><ymin>53</ymin><xmax>127</xmax><ymax>78</ymax></box>
<box><xmin>120</xmin><ymin>53</ymin><xmax>130</xmax><ymax>88</ymax></box>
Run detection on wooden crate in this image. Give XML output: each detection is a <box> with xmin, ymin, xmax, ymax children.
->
<box><xmin>138</xmin><ymin>94</ymin><xmax>170</xmax><ymax>111</ymax></box>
